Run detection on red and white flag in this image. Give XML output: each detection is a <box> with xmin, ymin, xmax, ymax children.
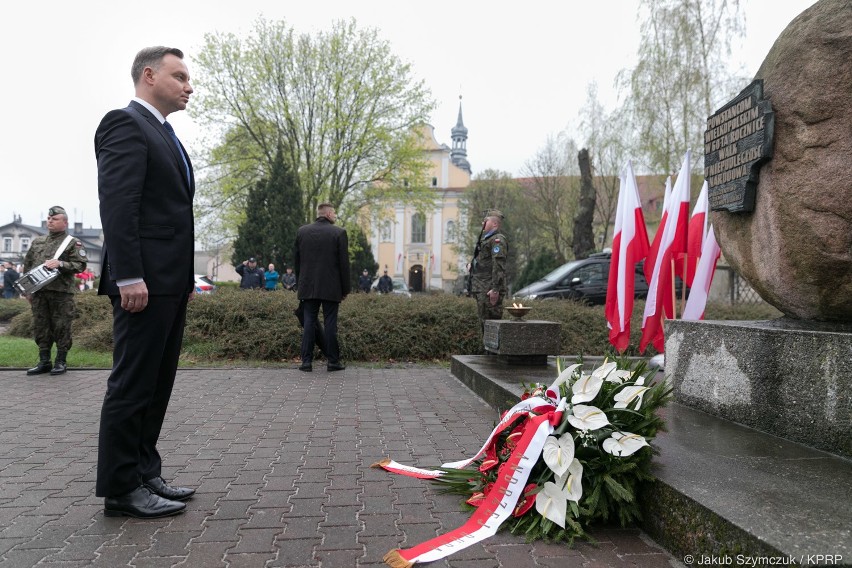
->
<box><xmin>640</xmin><ymin>150</ymin><xmax>692</xmax><ymax>353</ymax></box>
<box><xmin>682</xmin><ymin>224</ymin><xmax>721</xmax><ymax>321</ymax></box>
<box><xmin>681</xmin><ymin>180</ymin><xmax>709</xmax><ymax>288</ymax></box>
<box><xmin>605</xmin><ymin>161</ymin><xmax>650</xmax><ymax>353</ymax></box>
<box><xmin>643</xmin><ymin>176</ymin><xmax>671</xmax><ymax>287</ymax></box>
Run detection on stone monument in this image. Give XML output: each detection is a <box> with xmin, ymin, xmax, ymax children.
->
<box><xmin>667</xmin><ymin>0</ymin><xmax>852</xmax><ymax>457</ymax></box>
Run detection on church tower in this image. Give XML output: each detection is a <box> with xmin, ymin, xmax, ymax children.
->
<box><xmin>450</xmin><ymin>96</ymin><xmax>471</xmax><ymax>174</ymax></box>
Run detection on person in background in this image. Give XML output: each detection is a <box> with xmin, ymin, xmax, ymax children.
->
<box><xmin>2</xmin><ymin>261</ymin><xmax>20</xmax><ymax>299</ymax></box>
<box><xmin>281</xmin><ymin>266</ymin><xmax>297</xmax><ymax>291</ymax></box>
<box><xmin>264</xmin><ymin>263</ymin><xmax>279</xmax><ymax>291</ymax></box>
<box><xmin>236</xmin><ymin>257</ymin><xmax>264</xmax><ymax>289</ymax></box>
<box><xmin>358</xmin><ymin>269</ymin><xmax>372</xmax><ymax>293</ymax></box>
<box><xmin>294</xmin><ymin>203</ymin><xmax>350</xmax><ymax>372</ymax></box>
<box><xmin>22</xmin><ymin>206</ymin><xmax>88</xmax><ymax>376</ymax></box>
<box><xmin>377</xmin><ymin>270</ymin><xmax>393</xmax><ymax>294</ymax></box>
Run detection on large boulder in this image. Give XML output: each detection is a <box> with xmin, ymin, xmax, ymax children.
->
<box><xmin>712</xmin><ymin>0</ymin><xmax>852</xmax><ymax>321</ymax></box>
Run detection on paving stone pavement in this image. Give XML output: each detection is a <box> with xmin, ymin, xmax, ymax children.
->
<box><xmin>0</xmin><ymin>367</ymin><xmax>684</xmax><ymax>568</ymax></box>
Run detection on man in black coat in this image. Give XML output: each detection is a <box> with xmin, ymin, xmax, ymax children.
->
<box><xmin>294</xmin><ymin>203</ymin><xmax>350</xmax><ymax>372</ymax></box>
<box><xmin>94</xmin><ymin>46</ymin><xmax>196</xmax><ymax>519</ymax></box>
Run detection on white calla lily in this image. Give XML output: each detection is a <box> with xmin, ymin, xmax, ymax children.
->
<box><xmin>535</xmin><ymin>481</ymin><xmax>568</xmax><ymax>528</ymax></box>
<box><xmin>553</xmin><ymin>363</ymin><xmax>581</xmax><ymax>390</ymax></box>
<box><xmin>614</xmin><ymin>376</ymin><xmax>649</xmax><ymax>410</ymax></box>
<box><xmin>571</xmin><ymin>372</ymin><xmax>604</xmax><ymax>404</ymax></box>
<box><xmin>566</xmin><ymin>404</ymin><xmax>610</xmax><ymax>431</ymax></box>
<box><xmin>607</xmin><ymin>369</ymin><xmax>633</xmax><ymax>384</ymax></box>
<box><xmin>602</xmin><ymin>431</ymin><xmax>649</xmax><ymax>456</ymax></box>
<box><xmin>542</xmin><ymin>435</ymin><xmax>575</xmax><ymax>477</ymax></box>
<box><xmin>555</xmin><ymin>458</ymin><xmax>583</xmax><ymax>502</ymax></box>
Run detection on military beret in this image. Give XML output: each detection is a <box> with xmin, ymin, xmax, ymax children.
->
<box><xmin>48</xmin><ymin>206</ymin><xmax>67</xmax><ymax>217</ymax></box>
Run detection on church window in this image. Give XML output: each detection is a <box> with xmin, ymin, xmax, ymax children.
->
<box><xmin>411</xmin><ymin>213</ymin><xmax>426</xmax><ymax>243</ymax></box>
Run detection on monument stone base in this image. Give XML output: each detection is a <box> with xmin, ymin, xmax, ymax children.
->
<box><xmin>483</xmin><ymin>319</ymin><xmax>561</xmax><ymax>366</ymax></box>
<box><xmin>665</xmin><ymin>318</ymin><xmax>852</xmax><ymax>458</ymax></box>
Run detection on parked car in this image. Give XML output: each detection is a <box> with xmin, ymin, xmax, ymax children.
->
<box><xmin>513</xmin><ymin>252</ymin><xmax>683</xmax><ymax>305</ymax></box>
<box><xmin>194</xmin><ymin>274</ymin><xmax>216</xmax><ymax>294</ymax></box>
<box><xmin>371</xmin><ymin>276</ymin><xmax>412</xmax><ymax>297</ymax></box>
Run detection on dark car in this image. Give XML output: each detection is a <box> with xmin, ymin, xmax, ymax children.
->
<box><xmin>513</xmin><ymin>252</ymin><xmax>683</xmax><ymax>305</ymax></box>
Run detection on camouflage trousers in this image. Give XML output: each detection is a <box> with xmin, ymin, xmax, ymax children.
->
<box><xmin>31</xmin><ymin>290</ymin><xmax>76</xmax><ymax>351</ymax></box>
<box><xmin>476</xmin><ymin>292</ymin><xmax>504</xmax><ymax>330</ymax></box>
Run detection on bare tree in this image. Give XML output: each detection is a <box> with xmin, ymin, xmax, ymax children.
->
<box><xmin>573</xmin><ymin>148</ymin><xmax>597</xmax><ymax>259</ymax></box>
<box><xmin>617</xmin><ymin>0</ymin><xmax>744</xmax><ymax>174</ymax></box>
<box><xmin>520</xmin><ymin>135</ymin><xmax>580</xmax><ymax>264</ymax></box>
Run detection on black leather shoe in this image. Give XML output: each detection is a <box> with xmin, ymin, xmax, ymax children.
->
<box><xmin>327</xmin><ymin>363</ymin><xmax>346</xmax><ymax>372</ymax></box>
<box><xmin>298</xmin><ymin>363</ymin><xmax>312</xmax><ymax>372</ymax></box>
<box><xmin>27</xmin><ymin>361</ymin><xmax>52</xmax><ymax>376</ymax></box>
<box><xmin>143</xmin><ymin>476</ymin><xmax>195</xmax><ymax>501</ymax></box>
<box><xmin>50</xmin><ymin>361</ymin><xmax>67</xmax><ymax>375</ymax></box>
<box><xmin>104</xmin><ymin>486</ymin><xmax>185</xmax><ymax>518</ymax></box>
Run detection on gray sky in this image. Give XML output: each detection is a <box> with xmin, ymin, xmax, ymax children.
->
<box><xmin>1</xmin><ymin>0</ymin><xmax>815</xmax><ymax>228</ymax></box>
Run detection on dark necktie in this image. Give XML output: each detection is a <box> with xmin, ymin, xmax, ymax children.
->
<box><xmin>163</xmin><ymin>121</ymin><xmax>191</xmax><ymax>183</ymax></box>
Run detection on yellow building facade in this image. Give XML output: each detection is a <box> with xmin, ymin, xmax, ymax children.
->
<box><xmin>367</xmin><ymin>105</ymin><xmax>472</xmax><ymax>293</ymax></box>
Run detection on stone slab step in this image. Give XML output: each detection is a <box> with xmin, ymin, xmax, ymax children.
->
<box><xmin>451</xmin><ymin>355</ymin><xmax>852</xmax><ymax>566</ymax></box>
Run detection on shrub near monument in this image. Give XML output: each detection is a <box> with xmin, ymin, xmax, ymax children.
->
<box><xmin>6</xmin><ymin>289</ymin><xmax>779</xmax><ymax>363</ymax></box>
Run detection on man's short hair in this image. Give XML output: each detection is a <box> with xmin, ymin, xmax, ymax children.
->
<box><xmin>131</xmin><ymin>46</ymin><xmax>184</xmax><ymax>85</ymax></box>
<box><xmin>317</xmin><ymin>203</ymin><xmax>335</xmax><ymax>216</ymax></box>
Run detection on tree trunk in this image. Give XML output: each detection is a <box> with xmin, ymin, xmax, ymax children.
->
<box><xmin>572</xmin><ymin>148</ymin><xmax>597</xmax><ymax>259</ymax></box>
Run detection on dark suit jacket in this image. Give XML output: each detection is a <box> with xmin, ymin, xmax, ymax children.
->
<box><xmin>95</xmin><ymin>101</ymin><xmax>195</xmax><ymax>296</ymax></box>
<box><xmin>294</xmin><ymin>218</ymin><xmax>350</xmax><ymax>302</ymax></box>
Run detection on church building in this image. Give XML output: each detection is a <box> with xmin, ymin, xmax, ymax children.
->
<box><xmin>366</xmin><ymin>100</ymin><xmax>473</xmax><ymax>293</ymax></box>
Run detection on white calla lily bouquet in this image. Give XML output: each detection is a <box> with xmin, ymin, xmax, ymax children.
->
<box><xmin>434</xmin><ymin>358</ymin><xmax>672</xmax><ymax>544</ymax></box>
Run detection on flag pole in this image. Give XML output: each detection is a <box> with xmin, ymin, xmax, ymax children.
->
<box><xmin>681</xmin><ymin>255</ymin><xmax>688</xmax><ymax>315</ymax></box>
<box><xmin>671</xmin><ymin>259</ymin><xmax>677</xmax><ymax>319</ymax></box>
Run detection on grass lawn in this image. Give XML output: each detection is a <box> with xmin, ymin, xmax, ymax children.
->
<box><xmin>0</xmin><ymin>336</ymin><xmax>113</xmax><ymax>368</ymax></box>
<box><xmin>0</xmin><ymin>335</ymin><xmax>450</xmax><ymax>370</ymax></box>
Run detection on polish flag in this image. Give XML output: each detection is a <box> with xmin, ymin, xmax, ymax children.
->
<box><xmin>643</xmin><ymin>176</ymin><xmax>671</xmax><ymax>286</ymax></box>
<box><xmin>682</xmin><ymin>181</ymin><xmax>709</xmax><ymax>287</ymax></box>
<box><xmin>640</xmin><ymin>150</ymin><xmax>692</xmax><ymax>353</ymax></box>
<box><xmin>682</xmin><ymin>224</ymin><xmax>721</xmax><ymax>320</ymax></box>
<box><xmin>605</xmin><ymin>161</ymin><xmax>650</xmax><ymax>353</ymax></box>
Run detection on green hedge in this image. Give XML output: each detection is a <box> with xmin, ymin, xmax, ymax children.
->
<box><xmin>0</xmin><ymin>298</ymin><xmax>28</xmax><ymax>322</ymax></box>
<box><xmin>6</xmin><ymin>289</ymin><xmax>782</xmax><ymax>362</ymax></box>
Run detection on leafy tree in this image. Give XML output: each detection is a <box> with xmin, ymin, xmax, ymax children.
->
<box><xmin>513</xmin><ymin>250</ymin><xmax>562</xmax><ymax>291</ymax></box>
<box><xmin>347</xmin><ymin>224</ymin><xmax>378</xmax><ymax>291</ymax></box>
<box><xmin>231</xmin><ymin>146</ymin><xmax>302</xmax><ymax>270</ymax></box>
<box><xmin>192</xmin><ymin>17</ymin><xmax>437</xmax><ymax>232</ymax></box>
<box><xmin>617</xmin><ymin>0</ymin><xmax>744</xmax><ymax>175</ymax></box>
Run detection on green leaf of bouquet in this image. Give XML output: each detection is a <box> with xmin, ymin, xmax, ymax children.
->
<box><xmin>603</xmin><ymin>475</ymin><xmax>634</xmax><ymax>503</ymax></box>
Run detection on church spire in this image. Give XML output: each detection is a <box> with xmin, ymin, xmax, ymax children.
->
<box><xmin>450</xmin><ymin>95</ymin><xmax>471</xmax><ymax>173</ymax></box>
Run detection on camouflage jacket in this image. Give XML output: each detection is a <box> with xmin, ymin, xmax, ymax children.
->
<box><xmin>23</xmin><ymin>231</ymin><xmax>88</xmax><ymax>294</ymax></box>
<box><xmin>470</xmin><ymin>230</ymin><xmax>507</xmax><ymax>294</ymax></box>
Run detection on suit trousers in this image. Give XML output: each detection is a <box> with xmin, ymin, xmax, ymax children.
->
<box><xmin>96</xmin><ymin>294</ymin><xmax>188</xmax><ymax>497</ymax></box>
<box><xmin>300</xmin><ymin>299</ymin><xmax>340</xmax><ymax>365</ymax></box>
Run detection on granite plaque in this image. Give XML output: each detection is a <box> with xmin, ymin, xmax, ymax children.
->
<box><xmin>704</xmin><ymin>80</ymin><xmax>774</xmax><ymax>213</ymax></box>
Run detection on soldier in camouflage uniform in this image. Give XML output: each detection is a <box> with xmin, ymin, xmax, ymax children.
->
<box><xmin>469</xmin><ymin>210</ymin><xmax>508</xmax><ymax>331</ymax></box>
<box><xmin>22</xmin><ymin>206</ymin><xmax>88</xmax><ymax>376</ymax></box>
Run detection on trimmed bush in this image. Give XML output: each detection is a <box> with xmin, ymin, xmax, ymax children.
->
<box><xmin>6</xmin><ymin>289</ymin><xmax>783</xmax><ymax>362</ymax></box>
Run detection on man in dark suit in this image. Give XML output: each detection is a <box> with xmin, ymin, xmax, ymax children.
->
<box><xmin>294</xmin><ymin>203</ymin><xmax>350</xmax><ymax>372</ymax></box>
<box><xmin>94</xmin><ymin>46</ymin><xmax>196</xmax><ymax>518</ymax></box>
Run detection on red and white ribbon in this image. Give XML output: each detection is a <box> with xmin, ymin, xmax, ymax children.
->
<box><xmin>377</xmin><ymin>400</ymin><xmax>566</xmax><ymax>567</ymax></box>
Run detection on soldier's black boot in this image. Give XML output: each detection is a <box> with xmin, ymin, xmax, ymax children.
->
<box><xmin>50</xmin><ymin>351</ymin><xmax>68</xmax><ymax>376</ymax></box>
<box><xmin>27</xmin><ymin>349</ymin><xmax>53</xmax><ymax>376</ymax></box>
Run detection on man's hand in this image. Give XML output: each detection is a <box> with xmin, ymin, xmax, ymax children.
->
<box><xmin>120</xmin><ymin>281</ymin><xmax>149</xmax><ymax>313</ymax></box>
<box><xmin>487</xmin><ymin>289</ymin><xmax>500</xmax><ymax>306</ymax></box>
<box><xmin>43</xmin><ymin>259</ymin><xmax>60</xmax><ymax>270</ymax></box>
